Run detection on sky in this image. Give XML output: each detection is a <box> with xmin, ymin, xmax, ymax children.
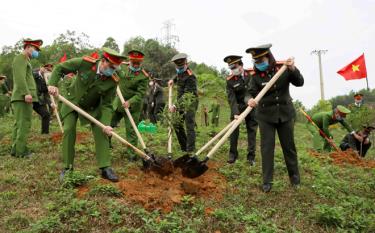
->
<box><xmin>1</xmin><ymin>0</ymin><xmax>374</xmax><ymax>108</ymax></box>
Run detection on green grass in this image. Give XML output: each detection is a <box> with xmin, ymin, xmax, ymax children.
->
<box><xmin>0</xmin><ymin>103</ymin><xmax>374</xmax><ymax>233</ymax></box>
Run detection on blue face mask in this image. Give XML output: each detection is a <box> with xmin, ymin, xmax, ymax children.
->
<box><xmin>255</xmin><ymin>61</ymin><xmax>269</xmax><ymax>72</ymax></box>
<box><xmin>102</xmin><ymin>67</ymin><xmax>115</xmax><ymax>77</ymax></box>
<box><xmin>31</xmin><ymin>50</ymin><xmax>39</xmax><ymax>59</ymax></box>
<box><xmin>176</xmin><ymin>67</ymin><xmax>186</xmax><ymax>74</ymax></box>
<box><xmin>129</xmin><ymin>66</ymin><xmax>141</xmax><ymax>72</ymax></box>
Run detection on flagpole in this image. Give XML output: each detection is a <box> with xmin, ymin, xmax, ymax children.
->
<box><xmin>365</xmin><ymin>76</ymin><xmax>369</xmax><ymax>90</ymax></box>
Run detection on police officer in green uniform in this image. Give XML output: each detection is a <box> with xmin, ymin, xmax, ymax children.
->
<box><xmin>0</xmin><ymin>75</ymin><xmax>11</xmax><ymax>117</ymax></box>
<box><xmin>209</xmin><ymin>98</ymin><xmax>220</xmax><ymax>127</ymax></box>
<box><xmin>11</xmin><ymin>39</ymin><xmax>43</xmax><ymax>158</ymax></box>
<box><xmin>111</xmin><ymin>50</ymin><xmax>148</xmax><ymax>158</ymax></box>
<box><xmin>168</xmin><ymin>53</ymin><xmax>198</xmax><ymax>153</ymax></box>
<box><xmin>246</xmin><ymin>44</ymin><xmax>304</xmax><ymax>192</ymax></box>
<box><xmin>307</xmin><ymin>105</ymin><xmax>355</xmax><ymax>152</ymax></box>
<box><xmin>224</xmin><ymin>55</ymin><xmax>258</xmax><ymax>165</ymax></box>
<box><xmin>48</xmin><ymin>48</ymin><xmax>126</xmax><ymax>182</ymax></box>
<box><xmin>32</xmin><ymin>64</ymin><xmax>53</xmax><ymax>134</ymax></box>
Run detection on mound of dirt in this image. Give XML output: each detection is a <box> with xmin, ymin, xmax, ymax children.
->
<box><xmin>78</xmin><ymin>161</ymin><xmax>227</xmax><ymax>213</ymax></box>
<box><xmin>309</xmin><ymin>149</ymin><xmax>375</xmax><ymax>168</ymax></box>
<box><xmin>50</xmin><ymin>132</ymin><xmax>90</xmax><ymax>144</ymax></box>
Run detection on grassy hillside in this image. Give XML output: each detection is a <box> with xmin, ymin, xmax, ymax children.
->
<box><xmin>0</xmin><ymin>94</ymin><xmax>374</xmax><ymax>233</ymax></box>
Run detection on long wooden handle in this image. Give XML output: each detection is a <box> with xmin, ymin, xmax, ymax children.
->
<box><xmin>58</xmin><ymin>94</ymin><xmax>149</xmax><ymax>160</ymax></box>
<box><xmin>43</xmin><ymin>75</ymin><xmax>64</xmax><ymax>133</ymax></box>
<box><xmin>300</xmin><ymin>109</ymin><xmax>340</xmax><ymax>152</ymax></box>
<box><xmin>168</xmin><ymin>85</ymin><xmax>173</xmax><ymax>154</ymax></box>
<box><xmin>195</xmin><ymin>120</ymin><xmax>236</xmax><ymax>156</ymax></box>
<box><xmin>205</xmin><ymin>62</ymin><xmax>289</xmax><ymax>159</ymax></box>
<box><xmin>116</xmin><ymin>86</ymin><xmax>147</xmax><ymax>150</ymax></box>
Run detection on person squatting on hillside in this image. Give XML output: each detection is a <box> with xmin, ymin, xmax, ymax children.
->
<box><xmin>246</xmin><ymin>44</ymin><xmax>304</xmax><ymax>193</ymax></box>
<box><xmin>340</xmin><ymin>125</ymin><xmax>374</xmax><ymax>157</ymax></box>
<box><xmin>48</xmin><ymin>47</ymin><xmax>127</xmax><ymax>183</ymax></box>
<box><xmin>11</xmin><ymin>39</ymin><xmax>43</xmax><ymax>158</ymax></box>
<box><xmin>168</xmin><ymin>53</ymin><xmax>198</xmax><ymax>154</ymax></box>
<box><xmin>223</xmin><ymin>55</ymin><xmax>258</xmax><ymax>165</ymax></box>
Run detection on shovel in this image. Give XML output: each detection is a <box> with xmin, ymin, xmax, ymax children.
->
<box><xmin>58</xmin><ymin>94</ymin><xmax>174</xmax><ymax>176</ymax></box>
<box><xmin>43</xmin><ymin>75</ymin><xmax>64</xmax><ymax>133</ymax></box>
<box><xmin>167</xmin><ymin>85</ymin><xmax>173</xmax><ymax>157</ymax></box>
<box><xmin>174</xmin><ymin>120</ymin><xmax>236</xmax><ymax>168</ymax></box>
<box><xmin>181</xmin><ymin>60</ymin><xmax>290</xmax><ymax>178</ymax></box>
<box><xmin>116</xmin><ymin>86</ymin><xmax>173</xmax><ymax>169</ymax></box>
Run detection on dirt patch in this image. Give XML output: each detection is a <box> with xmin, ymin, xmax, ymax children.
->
<box><xmin>78</xmin><ymin>161</ymin><xmax>227</xmax><ymax>213</ymax></box>
<box><xmin>50</xmin><ymin>132</ymin><xmax>90</xmax><ymax>144</ymax></box>
<box><xmin>309</xmin><ymin>149</ymin><xmax>375</xmax><ymax>168</ymax></box>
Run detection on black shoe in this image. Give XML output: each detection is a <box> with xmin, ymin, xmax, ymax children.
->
<box><xmin>101</xmin><ymin>167</ymin><xmax>119</xmax><ymax>182</ymax></box>
<box><xmin>227</xmin><ymin>154</ymin><xmax>238</xmax><ymax>164</ymax></box>
<box><xmin>290</xmin><ymin>175</ymin><xmax>300</xmax><ymax>187</ymax></box>
<box><xmin>262</xmin><ymin>183</ymin><xmax>272</xmax><ymax>193</ymax></box>
<box><xmin>247</xmin><ymin>153</ymin><xmax>255</xmax><ymax>166</ymax></box>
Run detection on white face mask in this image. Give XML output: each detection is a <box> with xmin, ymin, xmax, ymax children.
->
<box><xmin>43</xmin><ymin>72</ymin><xmax>51</xmax><ymax>80</ymax></box>
<box><xmin>335</xmin><ymin>113</ymin><xmax>343</xmax><ymax>121</ymax></box>
<box><xmin>149</xmin><ymin>81</ymin><xmax>154</xmax><ymax>86</ymax></box>
<box><xmin>232</xmin><ymin>67</ymin><xmax>241</xmax><ymax>76</ymax></box>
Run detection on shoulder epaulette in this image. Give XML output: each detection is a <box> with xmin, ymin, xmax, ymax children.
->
<box><xmin>141</xmin><ymin>69</ymin><xmax>150</xmax><ymax>78</ymax></box>
<box><xmin>111</xmin><ymin>73</ymin><xmax>120</xmax><ymax>83</ymax></box>
<box><xmin>226</xmin><ymin>75</ymin><xmax>234</xmax><ymax>81</ymax></box>
<box><xmin>82</xmin><ymin>56</ymin><xmax>97</xmax><ymax>64</ymax></box>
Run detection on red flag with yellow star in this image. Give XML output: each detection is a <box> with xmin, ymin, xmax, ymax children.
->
<box><xmin>337</xmin><ymin>53</ymin><xmax>367</xmax><ymax>80</ymax></box>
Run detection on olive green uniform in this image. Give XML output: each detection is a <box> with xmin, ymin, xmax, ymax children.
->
<box><xmin>209</xmin><ymin>103</ymin><xmax>220</xmax><ymax>127</ymax></box>
<box><xmin>111</xmin><ymin>67</ymin><xmax>148</xmax><ymax>149</ymax></box>
<box><xmin>0</xmin><ymin>82</ymin><xmax>10</xmax><ymax>117</ymax></box>
<box><xmin>11</xmin><ymin>53</ymin><xmax>38</xmax><ymax>157</ymax></box>
<box><xmin>49</xmin><ymin>57</ymin><xmax>117</xmax><ymax>169</ymax></box>
<box><xmin>307</xmin><ymin>111</ymin><xmax>353</xmax><ymax>151</ymax></box>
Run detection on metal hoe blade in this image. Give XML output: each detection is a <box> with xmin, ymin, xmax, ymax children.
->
<box><xmin>181</xmin><ymin>157</ymin><xmax>209</xmax><ymax>178</ymax></box>
<box><xmin>142</xmin><ymin>152</ymin><xmax>174</xmax><ymax>176</ymax></box>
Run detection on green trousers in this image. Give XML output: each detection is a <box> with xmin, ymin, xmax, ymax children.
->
<box><xmin>11</xmin><ymin>101</ymin><xmax>33</xmax><ymax>156</ymax></box>
<box><xmin>62</xmin><ymin>111</ymin><xmax>111</xmax><ymax>169</ymax></box>
<box><xmin>306</xmin><ymin>123</ymin><xmax>331</xmax><ymax>151</ymax></box>
<box><xmin>111</xmin><ymin>108</ymin><xmax>141</xmax><ymax>150</ymax></box>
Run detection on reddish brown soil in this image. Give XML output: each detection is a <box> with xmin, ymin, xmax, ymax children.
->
<box><xmin>50</xmin><ymin>132</ymin><xmax>90</xmax><ymax>144</ymax></box>
<box><xmin>309</xmin><ymin>149</ymin><xmax>375</xmax><ymax>168</ymax></box>
<box><xmin>78</xmin><ymin>161</ymin><xmax>227</xmax><ymax>213</ymax></box>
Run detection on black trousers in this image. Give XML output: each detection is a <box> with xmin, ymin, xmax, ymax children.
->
<box><xmin>174</xmin><ymin>107</ymin><xmax>197</xmax><ymax>153</ymax></box>
<box><xmin>149</xmin><ymin>103</ymin><xmax>165</xmax><ymax>123</ymax></box>
<box><xmin>33</xmin><ymin>102</ymin><xmax>51</xmax><ymax>134</ymax></box>
<box><xmin>258</xmin><ymin>118</ymin><xmax>299</xmax><ymax>184</ymax></box>
<box><xmin>229</xmin><ymin>108</ymin><xmax>258</xmax><ymax>159</ymax></box>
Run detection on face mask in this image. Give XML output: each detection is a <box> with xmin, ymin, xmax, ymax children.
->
<box><xmin>102</xmin><ymin>67</ymin><xmax>115</xmax><ymax>77</ymax></box>
<box><xmin>335</xmin><ymin>113</ymin><xmax>343</xmax><ymax>121</ymax></box>
<box><xmin>129</xmin><ymin>66</ymin><xmax>141</xmax><ymax>72</ymax></box>
<box><xmin>176</xmin><ymin>67</ymin><xmax>186</xmax><ymax>74</ymax></box>
<box><xmin>149</xmin><ymin>81</ymin><xmax>154</xmax><ymax>86</ymax></box>
<box><xmin>255</xmin><ymin>61</ymin><xmax>269</xmax><ymax>72</ymax></box>
<box><xmin>231</xmin><ymin>67</ymin><xmax>241</xmax><ymax>76</ymax></box>
<box><xmin>31</xmin><ymin>50</ymin><xmax>39</xmax><ymax>59</ymax></box>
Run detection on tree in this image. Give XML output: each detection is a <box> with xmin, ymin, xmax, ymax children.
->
<box><xmin>102</xmin><ymin>37</ymin><xmax>120</xmax><ymax>52</ymax></box>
